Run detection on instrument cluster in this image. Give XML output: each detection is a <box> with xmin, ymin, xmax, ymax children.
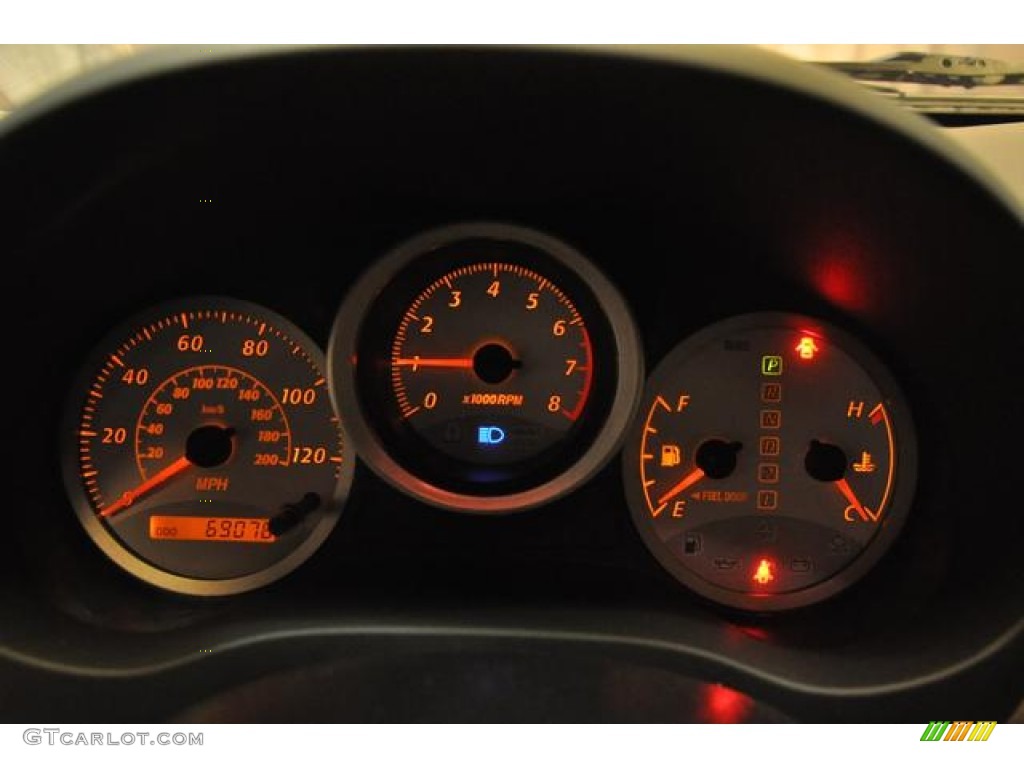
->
<box><xmin>61</xmin><ymin>222</ymin><xmax>917</xmax><ymax>611</ymax></box>
<box><xmin>5</xmin><ymin>45</ymin><xmax>1021</xmax><ymax>723</ymax></box>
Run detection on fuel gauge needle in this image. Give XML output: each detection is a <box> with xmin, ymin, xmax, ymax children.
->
<box><xmin>657</xmin><ymin>467</ymin><xmax>706</xmax><ymax>506</ymax></box>
<box><xmin>835</xmin><ymin>477</ymin><xmax>879</xmax><ymax>522</ymax></box>
<box><xmin>100</xmin><ymin>456</ymin><xmax>192</xmax><ymax>519</ymax></box>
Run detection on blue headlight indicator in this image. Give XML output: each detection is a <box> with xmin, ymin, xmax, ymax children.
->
<box><xmin>477</xmin><ymin>426</ymin><xmax>506</xmax><ymax>445</ymax></box>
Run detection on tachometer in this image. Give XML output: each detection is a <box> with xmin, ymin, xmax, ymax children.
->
<box><xmin>623</xmin><ymin>313</ymin><xmax>917</xmax><ymax>611</ymax></box>
<box><xmin>329</xmin><ymin>223</ymin><xmax>643</xmax><ymax>513</ymax></box>
<box><xmin>62</xmin><ymin>298</ymin><xmax>351</xmax><ymax>596</ymax></box>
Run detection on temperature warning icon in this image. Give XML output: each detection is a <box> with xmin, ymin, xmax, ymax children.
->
<box><xmin>852</xmin><ymin>451</ymin><xmax>876</xmax><ymax>473</ymax></box>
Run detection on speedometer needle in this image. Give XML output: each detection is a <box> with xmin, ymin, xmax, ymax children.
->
<box><xmin>835</xmin><ymin>477</ymin><xmax>879</xmax><ymax>522</ymax></box>
<box><xmin>657</xmin><ymin>467</ymin><xmax>706</xmax><ymax>506</ymax></box>
<box><xmin>100</xmin><ymin>455</ymin><xmax>192</xmax><ymax>519</ymax></box>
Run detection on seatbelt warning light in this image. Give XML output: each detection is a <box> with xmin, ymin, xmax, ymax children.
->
<box><xmin>795</xmin><ymin>335</ymin><xmax>820</xmax><ymax>360</ymax></box>
<box><xmin>752</xmin><ymin>558</ymin><xmax>776</xmax><ymax>586</ymax></box>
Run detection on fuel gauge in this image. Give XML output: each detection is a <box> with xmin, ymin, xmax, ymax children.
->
<box><xmin>623</xmin><ymin>312</ymin><xmax>917</xmax><ymax>611</ymax></box>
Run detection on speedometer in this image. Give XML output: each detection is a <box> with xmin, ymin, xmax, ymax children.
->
<box><xmin>61</xmin><ymin>297</ymin><xmax>351</xmax><ymax>596</ymax></box>
<box><xmin>329</xmin><ymin>223</ymin><xmax>643</xmax><ymax>513</ymax></box>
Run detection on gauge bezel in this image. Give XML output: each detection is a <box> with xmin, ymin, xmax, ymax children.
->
<box><xmin>329</xmin><ymin>222</ymin><xmax>644</xmax><ymax>513</ymax></box>
<box><xmin>60</xmin><ymin>296</ymin><xmax>353</xmax><ymax>597</ymax></box>
<box><xmin>622</xmin><ymin>312</ymin><xmax>918</xmax><ymax>612</ymax></box>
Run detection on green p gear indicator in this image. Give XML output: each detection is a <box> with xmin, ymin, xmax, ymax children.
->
<box><xmin>761</xmin><ymin>355</ymin><xmax>783</xmax><ymax>376</ymax></box>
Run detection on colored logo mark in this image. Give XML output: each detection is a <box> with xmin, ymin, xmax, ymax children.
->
<box><xmin>920</xmin><ymin>721</ymin><xmax>997</xmax><ymax>742</ymax></box>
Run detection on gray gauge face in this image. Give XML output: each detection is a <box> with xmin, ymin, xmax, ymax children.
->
<box><xmin>623</xmin><ymin>313</ymin><xmax>917</xmax><ymax>611</ymax></box>
<box><xmin>61</xmin><ymin>298</ymin><xmax>352</xmax><ymax>596</ymax></box>
<box><xmin>329</xmin><ymin>223</ymin><xmax>644</xmax><ymax>514</ymax></box>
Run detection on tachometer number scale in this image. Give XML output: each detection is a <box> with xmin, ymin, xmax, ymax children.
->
<box><xmin>390</xmin><ymin>262</ymin><xmax>593</xmax><ymax>466</ymax></box>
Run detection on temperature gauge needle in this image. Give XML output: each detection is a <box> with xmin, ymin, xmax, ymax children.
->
<box><xmin>100</xmin><ymin>455</ymin><xmax>192</xmax><ymax>519</ymax></box>
<box><xmin>835</xmin><ymin>477</ymin><xmax>879</xmax><ymax>522</ymax></box>
<box><xmin>657</xmin><ymin>467</ymin><xmax>706</xmax><ymax>506</ymax></box>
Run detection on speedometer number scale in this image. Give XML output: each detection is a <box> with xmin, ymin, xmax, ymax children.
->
<box><xmin>64</xmin><ymin>299</ymin><xmax>351</xmax><ymax>596</ymax></box>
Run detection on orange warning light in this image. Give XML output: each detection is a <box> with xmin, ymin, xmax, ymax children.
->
<box><xmin>752</xmin><ymin>558</ymin><xmax>775</xmax><ymax>586</ymax></box>
<box><xmin>795</xmin><ymin>335</ymin><xmax>819</xmax><ymax>360</ymax></box>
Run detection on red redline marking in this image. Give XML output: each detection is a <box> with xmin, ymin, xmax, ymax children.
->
<box><xmin>562</xmin><ymin>325</ymin><xmax>593</xmax><ymax>421</ymax></box>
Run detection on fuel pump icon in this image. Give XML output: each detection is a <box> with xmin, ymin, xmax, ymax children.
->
<box><xmin>660</xmin><ymin>444</ymin><xmax>681</xmax><ymax>467</ymax></box>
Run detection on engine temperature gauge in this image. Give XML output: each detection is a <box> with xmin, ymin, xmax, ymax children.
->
<box><xmin>623</xmin><ymin>313</ymin><xmax>917</xmax><ymax>611</ymax></box>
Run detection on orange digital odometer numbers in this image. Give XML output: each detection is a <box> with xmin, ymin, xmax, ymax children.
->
<box><xmin>148</xmin><ymin>516</ymin><xmax>276</xmax><ymax>543</ymax></box>
<box><xmin>63</xmin><ymin>297</ymin><xmax>352</xmax><ymax>597</ymax></box>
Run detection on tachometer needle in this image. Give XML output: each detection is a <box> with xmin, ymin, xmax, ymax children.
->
<box><xmin>100</xmin><ymin>455</ymin><xmax>192</xmax><ymax>519</ymax></box>
<box><xmin>394</xmin><ymin>357</ymin><xmax>475</xmax><ymax>370</ymax></box>
<box><xmin>834</xmin><ymin>477</ymin><xmax>879</xmax><ymax>522</ymax></box>
<box><xmin>657</xmin><ymin>467</ymin><xmax>706</xmax><ymax>506</ymax></box>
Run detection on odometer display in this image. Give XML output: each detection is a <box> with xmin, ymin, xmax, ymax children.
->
<box><xmin>149</xmin><ymin>516</ymin><xmax>275</xmax><ymax>543</ymax></box>
<box><xmin>62</xmin><ymin>298</ymin><xmax>351</xmax><ymax>596</ymax></box>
